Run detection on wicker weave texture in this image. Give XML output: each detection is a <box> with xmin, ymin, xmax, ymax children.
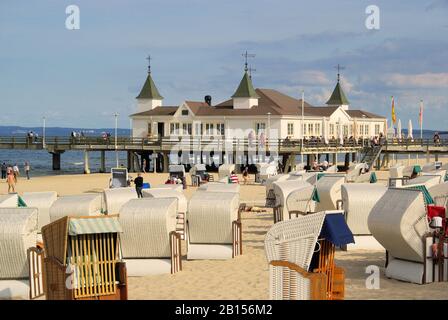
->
<box><xmin>0</xmin><ymin>208</ymin><xmax>38</xmax><ymax>279</ymax></box>
<box><xmin>368</xmin><ymin>188</ymin><xmax>429</xmax><ymax>262</ymax></box>
<box><xmin>265</xmin><ymin>174</ymin><xmax>289</xmax><ymax>197</ymax></box>
<box><xmin>49</xmin><ymin>193</ymin><xmax>103</xmax><ymax>222</ymax></box>
<box><xmin>21</xmin><ymin>191</ymin><xmax>58</xmax><ymax>230</ymax></box>
<box><xmin>273</xmin><ymin>180</ymin><xmax>311</xmax><ymax>209</ymax></box>
<box><xmin>315</xmin><ymin>176</ymin><xmax>346</xmax><ymax>211</ymax></box>
<box><xmin>346</xmin><ymin>163</ymin><xmax>366</xmax><ymax>182</ymax></box>
<box><xmin>265</xmin><ymin>212</ymin><xmax>326</xmax><ymax>270</ymax></box>
<box><xmin>269</xmin><ymin>265</ymin><xmax>311</xmax><ymax>300</ymax></box>
<box><xmin>142</xmin><ymin>189</ymin><xmax>188</xmax><ymax>213</ymax></box>
<box><xmin>188</xmin><ymin>192</ymin><xmax>239</xmax><ymax>244</ymax></box>
<box><xmin>103</xmin><ymin>187</ymin><xmax>138</xmax><ymax>215</ymax></box>
<box><xmin>119</xmin><ymin>198</ymin><xmax>177</xmax><ymax>258</ymax></box>
<box><xmin>286</xmin><ymin>186</ymin><xmax>316</xmax><ymax>216</ymax></box>
<box><xmin>341</xmin><ymin>184</ymin><xmax>387</xmax><ymax>235</ymax></box>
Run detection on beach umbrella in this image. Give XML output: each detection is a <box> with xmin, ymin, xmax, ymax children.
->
<box><xmin>397</xmin><ymin>119</ymin><xmax>402</xmax><ymax>140</ymax></box>
<box><xmin>407</xmin><ymin>119</ymin><xmax>413</xmax><ymax>140</ymax></box>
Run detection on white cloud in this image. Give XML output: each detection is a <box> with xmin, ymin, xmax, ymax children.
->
<box><xmin>382</xmin><ymin>72</ymin><xmax>448</xmax><ymax>89</ymax></box>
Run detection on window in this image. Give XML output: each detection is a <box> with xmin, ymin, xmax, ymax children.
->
<box><xmin>315</xmin><ymin>123</ymin><xmax>321</xmax><ymax>136</ymax></box>
<box><xmin>329</xmin><ymin>124</ymin><xmax>335</xmax><ymax>136</ymax></box>
<box><xmin>181</xmin><ymin>110</ymin><xmax>189</xmax><ymax>116</ymax></box>
<box><xmin>255</xmin><ymin>122</ymin><xmax>266</xmax><ymax>134</ymax></box>
<box><xmin>308</xmin><ymin>123</ymin><xmax>313</xmax><ymax>136</ymax></box>
<box><xmin>216</xmin><ymin>123</ymin><xmax>225</xmax><ymax>136</ymax></box>
<box><xmin>343</xmin><ymin>125</ymin><xmax>348</xmax><ymax>137</ymax></box>
<box><xmin>182</xmin><ymin>123</ymin><xmax>192</xmax><ymax>135</ymax></box>
<box><xmin>349</xmin><ymin>124</ymin><xmax>353</xmax><ymax>136</ymax></box>
<box><xmin>303</xmin><ymin>124</ymin><xmax>307</xmax><ymax>136</ymax></box>
<box><xmin>147</xmin><ymin>123</ymin><xmax>152</xmax><ymax>136</ymax></box>
<box><xmin>205</xmin><ymin>123</ymin><xmax>214</xmax><ymax>135</ymax></box>
<box><xmin>170</xmin><ymin>123</ymin><xmax>180</xmax><ymax>135</ymax></box>
<box><xmin>365</xmin><ymin>125</ymin><xmax>370</xmax><ymax>136</ymax></box>
<box><xmin>375</xmin><ymin>124</ymin><xmax>380</xmax><ymax>135</ymax></box>
<box><xmin>287</xmin><ymin>123</ymin><xmax>294</xmax><ymax>136</ymax></box>
<box><xmin>194</xmin><ymin>123</ymin><xmax>203</xmax><ymax>136</ymax></box>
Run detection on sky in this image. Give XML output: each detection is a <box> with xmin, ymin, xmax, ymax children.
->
<box><xmin>0</xmin><ymin>0</ymin><xmax>447</xmax><ymax>129</ymax></box>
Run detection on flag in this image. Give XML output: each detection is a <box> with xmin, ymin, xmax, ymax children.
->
<box><xmin>391</xmin><ymin>96</ymin><xmax>396</xmax><ymax>125</ymax></box>
<box><xmin>419</xmin><ymin>100</ymin><xmax>423</xmax><ymax>126</ymax></box>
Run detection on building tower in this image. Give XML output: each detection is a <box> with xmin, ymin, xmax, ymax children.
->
<box><xmin>136</xmin><ymin>55</ymin><xmax>163</xmax><ymax>113</ymax></box>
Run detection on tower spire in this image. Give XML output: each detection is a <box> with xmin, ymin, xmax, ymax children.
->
<box><xmin>242</xmin><ymin>50</ymin><xmax>255</xmax><ymax>72</ymax></box>
<box><xmin>146</xmin><ymin>55</ymin><xmax>152</xmax><ymax>74</ymax></box>
<box><xmin>335</xmin><ymin>63</ymin><xmax>345</xmax><ymax>82</ymax></box>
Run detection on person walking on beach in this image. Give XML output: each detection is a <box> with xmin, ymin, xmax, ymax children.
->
<box><xmin>24</xmin><ymin>161</ymin><xmax>30</xmax><ymax>180</ymax></box>
<box><xmin>134</xmin><ymin>173</ymin><xmax>144</xmax><ymax>198</ymax></box>
<box><xmin>1</xmin><ymin>162</ymin><xmax>6</xmax><ymax>180</ymax></box>
<box><xmin>242</xmin><ymin>167</ymin><xmax>249</xmax><ymax>185</ymax></box>
<box><xmin>13</xmin><ymin>163</ymin><xmax>19</xmax><ymax>182</ymax></box>
<box><xmin>7</xmin><ymin>170</ymin><xmax>15</xmax><ymax>193</ymax></box>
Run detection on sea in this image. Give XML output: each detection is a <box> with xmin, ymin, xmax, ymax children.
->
<box><xmin>0</xmin><ymin>128</ymin><xmax>444</xmax><ymax>177</ymax></box>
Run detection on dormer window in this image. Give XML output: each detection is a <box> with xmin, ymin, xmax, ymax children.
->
<box><xmin>181</xmin><ymin>110</ymin><xmax>189</xmax><ymax>116</ymax></box>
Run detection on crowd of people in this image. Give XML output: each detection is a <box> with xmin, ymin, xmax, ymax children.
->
<box><xmin>1</xmin><ymin>161</ymin><xmax>31</xmax><ymax>193</ymax></box>
<box><xmin>26</xmin><ymin>131</ymin><xmax>39</xmax><ymax>143</ymax></box>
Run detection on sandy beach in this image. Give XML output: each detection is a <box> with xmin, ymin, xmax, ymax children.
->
<box><xmin>2</xmin><ymin>162</ymin><xmax>448</xmax><ymax>300</ymax></box>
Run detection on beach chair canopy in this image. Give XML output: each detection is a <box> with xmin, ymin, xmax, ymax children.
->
<box><xmin>198</xmin><ymin>182</ymin><xmax>240</xmax><ymax>193</ymax></box>
<box><xmin>218</xmin><ymin>164</ymin><xmax>235</xmax><ymax>179</ymax></box>
<box><xmin>119</xmin><ymin>198</ymin><xmax>178</xmax><ymax>258</ymax></box>
<box><xmin>341</xmin><ymin>183</ymin><xmax>387</xmax><ymax>235</ymax></box>
<box><xmin>169</xmin><ymin>164</ymin><xmax>185</xmax><ymax>174</ymax></box>
<box><xmin>286</xmin><ymin>185</ymin><xmax>316</xmax><ymax>215</ymax></box>
<box><xmin>188</xmin><ymin>191</ymin><xmax>239</xmax><ymax>244</ymax></box>
<box><xmin>368</xmin><ymin>188</ymin><xmax>429</xmax><ymax>262</ymax></box>
<box><xmin>406</xmin><ymin>174</ymin><xmax>442</xmax><ymax>189</ymax></box>
<box><xmin>49</xmin><ymin>193</ymin><xmax>103</xmax><ymax>222</ymax></box>
<box><xmin>21</xmin><ymin>191</ymin><xmax>58</xmax><ymax>230</ymax></box>
<box><xmin>315</xmin><ymin>175</ymin><xmax>346</xmax><ymax>211</ymax></box>
<box><xmin>142</xmin><ymin>188</ymin><xmax>188</xmax><ymax>213</ymax></box>
<box><xmin>0</xmin><ymin>194</ymin><xmax>19</xmax><ymax>208</ymax></box>
<box><xmin>103</xmin><ymin>187</ymin><xmax>137</xmax><ymax>215</ymax></box>
<box><xmin>151</xmin><ymin>184</ymin><xmax>184</xmax><ymax>192</ymax></box>
<box><xmin>273</xmin><ymin>180</ymin><xmax>311</xmax><ymax>208</ymax></box>
<box><xmin>0</xmin><ymin>208</ymin><xmax>38</xmax><ymax>279</ymax></box>
<box><xmin>265</xmin><ymin>174</ymin><xmax>289</xmax><ymax>196</ymax></box>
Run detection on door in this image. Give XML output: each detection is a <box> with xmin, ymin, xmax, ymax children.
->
<box><xmin>157</xmin><ymin>122</ymin><xmax>165</xmax><ymax>139</ymax></box>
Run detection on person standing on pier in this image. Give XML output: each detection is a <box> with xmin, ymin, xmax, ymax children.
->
<box><xmin>13</xmin><ymin>163</ymin><xmax>19</xmax><ymax>182</ymax></box>
<box><xmin>24</xmin><ymin>161</ymin><xmax>30</xmax><ymax>180</ymax></box>
<box><xmin>134</xmin><ymin>173</ymin><xmax>144</xmax><ymax>198</ymax></box>
<box><xmin>1</xmin><ymin>162</ymin><xmax>6</xmax><ymax>180</ymax></box>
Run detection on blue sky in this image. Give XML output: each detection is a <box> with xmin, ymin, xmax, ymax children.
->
<box><xmin>0</xmin><ymin>0</ymin><xmax>447</xmax><ymax>129</ymax></box>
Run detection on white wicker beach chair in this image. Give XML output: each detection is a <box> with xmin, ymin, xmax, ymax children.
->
<box><xmin>119</xmin><ymin>198</ymin><xmax>182</xmax><ymax>275</ymax></box>
<box><xmin>315</xmin><ymin>175</ymin><xmax>346</xmax><ymax>211</ymax></box>
<box><xmin>326</xmin><ymin>165</ymin><xmax>338</xmax><ymax>173</ymax></box>
<box><xmin>103</xmin><ymin>187</ymin><xmax>138</xmax><ymax>215</ymax></box>
<box><xmin>421</xmin><ymin>162</ymin><xmax>438</xmax><ymax>173</ymax></box>
<box><xmin>0</xmin><ymin>194</ymin><xmax>19</xmax><ymax>207</ymax></box>
<box><xmin>346</xmin><ymin>163</ymin><xmax>367</xmax><ymax>183</ymax></box>
<box><xmin>21</xmin><ymin>191</ymin><xmax>58</xmax><ymax>230</ymax></box>
<box><xmin>272</xmin><ymin>180</ymin><xmax>312</xmax><ymax>222</ymax></box>
<box><xmin>404</xmin><ymin>174</ymin><xmax>442</xmax><ymax>189</ymax></box>
<box><xmin>403</xmin><ymin>164</ymin><xmax>418</xmax><ymax>178</ymax></box>
<box><xmin>218</xmin><ymin>164</ymin><xmax>235</xmax><ymax>180</ymax></box>
<box><xmin>264</xmin><ymin>212</ymin><xmax>327</xmax><ymax>300</ymax></box>
<box><xmin>389</xmin><ymin>164</ymin><xmax>406</xmax><ymax>187</ymax></box>
<box><xmin>428</xmin><ymin>181</ymin><xmax>448</xmax><ymax>209</ymax></box>
<box><xmin>285</xmin><ymin>185</ymin><xmax>316</xmax><ymax>218</ymax></box>
<box><xmin>142</xmin><ymin>188</ymin><xmax>188</xmax><ymax>240</ymax></box>
<box><xmin>49</xmin><ymin>193</ymin><xmax>103</xmax><ymax>222</ymax></box>
<box><xmin>368</xmin><ymin>188</ymin><xmax>432</xmax><ymax>284</ymax></box>
<box><xmin>340</xmin><ymin>184</ymin><xmax>387</xmax><ymax>235</ymax></box>
<box><xmin>186</xmin><ymin>191</ymin><xmax>242</xmax><ymax>260</ymax></box>
<box><xmin>151</xmin><ymin>184</ymin><xmax>184</xmax><ymax>192</ymax></box>
<box><xmin>0</xmin><ymin>208</ymin><xmax>39</xmax><ymax>299</ymax></box>
<box><xmin>198</xmin><ymin>182</ymin><xmax>241</xmax><ymax>193</ymax></box>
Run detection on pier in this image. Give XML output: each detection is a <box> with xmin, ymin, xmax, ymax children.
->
<box><xmin>0</xmin><ymin>136</ymin><xmax>447</xmax><ymax>173</ymax></box>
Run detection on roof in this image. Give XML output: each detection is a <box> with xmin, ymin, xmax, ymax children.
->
<box><xmin>231</xmin><ymin>72</ymin><xmax>260</xmax><ymax>98</ymax></box>
<box><xmin>136</xmin><ymin>73</ymin><xmax>164</xmax><ymax>100</ymax></box>
<box><xmin>326</xmin><ymin>81</ymin><xmax>349</xmax><ymax>106</ymax></box>
<box><xmin>346</xmin><ymin>110</ymin><xmax>384</xmax><ymax>119</ymax></box>
<box><xmin>130</xmin><ymin>88</ymin><xmax>384</xmax><ymax>119</ymax></box>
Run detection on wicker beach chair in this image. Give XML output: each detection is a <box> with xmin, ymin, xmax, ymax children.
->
<box><xmin>198</xmin><ymin>182</ymin><xmax>241</xmax><ymax>193</ymax></box>
<box><xmin>265</xmin><ymin>212</ymin><xmax>351</xmax><ymax>300</ymax></box>
<box><xmin>315</xmin><ymin>175</ymin><xmax>346</xmax><ymax>212</ymax></box>
<box><xmin>345</xmin><ymin>163</ymin><xmax>367</xmax><ymax>183</ymax></box>
<box><xmin>21</xmin><ymin>191</ymin><xmax>58</xmax><ymax>231</ymax></box>
<box><xmin>39</xmin><ymin>215</ymin><xmax>127</xmax><ymax>299</ymax></box>
<box><xmin>0</xmin><ymin>208</ymin><xmax>39</xmax><ymax>299</ymax></box>
<box><xmin>218</xmin><ymin>164</ymin><xmax>235</xmax><ymax>180</ymax></box>
<box><xmin>0</xmin><ymin>194</ymin><xmax>19</xmax><ymax>207</ymax></box>
<box><xmin>326</xmin><ymin>165</ymin><xmax>338</xmax><ymax>173</ymax></box>
<box><xmin>142</xmin><ymin>188</ymin><xmax>188</xmax><ymax>240</ymax></box>
<box><xmin>340</xmin><ymin>184</ymin><xmax>387</xmax><ymax>235</ymax></box>
<box><xmin>258</xmin><ymin>163</ymin><xmax>278</xmax><ymax>184</ymax></box>
<box><xmin>272</xmin><ymin>180</ymin><xmax>312</xmax><ymax>223</ymax></box>
<box><xmin>404</xmin><ymin>174</ymin><xmax>443</xmax><ymax>189</ymax></box>
<box><xmin>368</xmin><ymin>188</ymin><xmax>432</xmax><ymax>284</ymax></box>
<box><xmin>186</xmin><ymin>191</ymin><xmax>242</xmax><ymax>260</ymax></box>
<box><xmin>388</xmin><ymin>164</ymin><xmax>406</xmax><ymax>187</ymax></box>
<box><xmin>285</xmin><ymin>185</ymin><xmax>317</xmax><ymax>219</ymax></box>
<box><xmin>428</xmin><ymin>182</ymin><xmax>448</xmax><ymax>209</ymax></box>
<box><xmin>103</xmin><ymin>187</ymin><xmax>138</xmax><ymax>215</ymax></box>
<box><xmin>151</xmin><ymin>184</ymin><xmax>184</xmax><ymax>192</ymax></box>
<box><xmin>49</xmin><ymin>193</ymin><xmax>103</xmax><ymax>222</ymax></box>
<box><xmin>119</xmin><ymin>198</ymin><xmax>182</xmax><ymax>275</ymax></box>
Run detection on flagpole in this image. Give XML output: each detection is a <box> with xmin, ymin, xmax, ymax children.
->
<box><xmin>420</xmin><ymin>99</ymin><xmax>423</xmax><ymax>141</ymax></box>
<box><xmin>301</xmin><ymin>90</ymin><xmax>304</xmax><ymax>164</ymax></box>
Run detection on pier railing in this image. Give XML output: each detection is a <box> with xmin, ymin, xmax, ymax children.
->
<box><xmin>0</xmin><ymin>136</ymin><xmax>447</xmax><ymax>152</ymax></box>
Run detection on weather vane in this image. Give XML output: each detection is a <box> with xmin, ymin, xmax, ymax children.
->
<box><xmin>242</xmin><ymin>50</ymin><xmax>256</xmax><ymax>72</ymax></box>
<box><xmin>248</xmin><ymin>65</ymin><xmax>256</xmax><ymax>79</ymax></box>
<box><xmin>146</xmin><ymin>55</ymin><xmax>152</xmax><ymax>74</ymax></box>
<box><xmin>334</xmin><ymin>63</ymin><xmax>345</xmax><ymax>82</ymax></box>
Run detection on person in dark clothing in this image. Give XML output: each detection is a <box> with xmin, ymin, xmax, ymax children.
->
<box><xmin>1</xmin><ymin>162</ymin><xmax>6</xmax><ymax>180</ymax></box>
<box><xmin>134</xmin><ymin>173</ymin><xmax>144</xmax><ymax>198</ymax></box>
